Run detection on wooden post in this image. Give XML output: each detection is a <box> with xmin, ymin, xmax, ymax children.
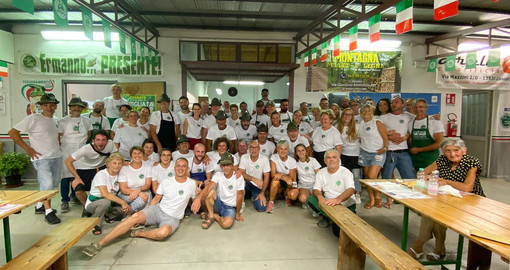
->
<box><xmin>338</xmin><ymin>230</ymin><xmax>366</xmax><ymax>270</ymax></box>
<box><xmin>51</xmin><ymin>252</ymin><xmax>68</xmax><ymax>270</ymax></box>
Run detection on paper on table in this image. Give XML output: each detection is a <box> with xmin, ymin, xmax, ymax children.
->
<box><xmin>367</xmin><ymin>181</ymin><xmax>431</xmax><ymax>199</ymax></box>
<box><xmin>0</xmin><ymin>204</ymin><xmax>24</xmax><ymax>215</ymax></box>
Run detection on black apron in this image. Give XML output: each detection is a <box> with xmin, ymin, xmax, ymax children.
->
<box><xmin>158</xmin><ymin>111</ymin><xmax>176</xmax><ymax>151</ymax></box>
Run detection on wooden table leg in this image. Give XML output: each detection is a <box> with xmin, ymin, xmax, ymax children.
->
<box><xmin>338</xmin><ymin>230</ymin><xmax>365</xmax><ymax>270</ymax></box>
<box><xmin>51</xmin><ymin>252</ymin><xmax>68</xmax><ymax>270</ymax></box>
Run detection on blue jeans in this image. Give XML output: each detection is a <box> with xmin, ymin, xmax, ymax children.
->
<box><xmin>214</xmin><ymin>196</ymin><xmax>236</xmax><ymax>219</ymax></box>
<box><xmin>245</xmin><ymin>182</ymin><xmax>267</xmax><ymax>212</ymax></box>
<box><xmin>32</xmin><ymin>157</ymin><xmax>63</xmax><ymax>191</ymax></box>
<box><xmin>60</xmin><ymin>177</ymin><xmax>76</xmax><ymax>202</ymax></box>
<box><xmin>381</xmin><ymin>150</ymin><xmax>416</xmax><ymax>179</ymax></box>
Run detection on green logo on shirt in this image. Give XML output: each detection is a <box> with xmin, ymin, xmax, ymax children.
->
<box><xmin>399</xmin><ymin>119</ymin><xmax>404</xmax><ymax>124</ymax></box>
<box><xmin>366</xmin><ymin>127</ymin><xmax>371</xmax><ymax>131</ymax></box>
<box><xmin>139</xmin><ymin>174</ymin><xmax>144</xmax><ymax>179</ymax></box>
<box><xmin>280</xmin><ymin>129</ymin><xmax>284</xmax><ymax>133</ymax></box>
<box><xmin>421</xmin><ymin>125</ymin><xmax>426</xmax><ymax>129</ymax></box>
<box><xmin>300</xmin><ymin>128</ymin><xmax>304</xmax><ymax>132</ymax></box>
<box><xmin>255</xmin><ymin>165</ymin><xmax>260</xmax><ymax>169</ymax></box>
<box><xmin>197</xmin><ymin>124</ymin><xmax>201</xmax><ymax>127</ymax></box>
<box><xmin>336</xmin><ymin>180</ymin><xmax>341</xmax><ymax>186</ymax></box>
<box><xmin>246</xmin><ymin>133</ymin><xmax>250</xmax><ymax>137</ymax></box>
<box><xmin>116</xmin><ymin>105</ymin><xmax>120</xmax><ymax>109</ymax></box>
<box><xmin>168</xmin><ymin>172</ymin><xmax>173</xmax><ymax>177</ymax></box>
<box><xmin>166</xmin><ymin>116</ymin><xmax>171</xmax><ymax>120</ymax></box>
<box><xmin>305</xmin><ymin>166</ymin><xmax>309</xmax><ymax>171</ymax></box>
<box><xmin>179</xmin><ymin>190</ymin><xmax>184</xmax><ymax>195</ymax></box>
<box><xmin>73</xmin><ymin>125</ymin><xmax>79</xmax><ymax>131</ymax></box>
<box><xmin>284</xmin><ymin>165</ymin><xmax>288</xmax><ymax>170</ymax></box>
<box><xmin>197</xmin><ymin>168</ymin><xmax>203</xmax><ymax>172</ymax></box>
<box><xmin>321</xmin><ymin>134</ymin><xmax>325</xmax><ymax>138</ymax></box>
<box><xmin>262</xmin><ymin>149</ymin><xmax>266</xmax><ymax>153</ymax></box>
<box><xmin>138</xmin><ymin>133</ymin><xmax>142</xmax><ymax>136</ymax></box>
<box><xmin>228</xmin><ymin>185</ymin><xmax>233</xmax><ymax>190</ymax></box>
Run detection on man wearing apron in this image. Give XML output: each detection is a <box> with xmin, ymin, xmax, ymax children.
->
<box><xmin>150</xmin><ymin>94</ymin><xmax>181</xmax><ymax>152</ymax></box>
<box><xmin>187</xmin><ymin>143</ymin><xmax>213</xmax><ymax>187</ymax></box>
<box><xmin>408</xmin><ymin>98</ymin><xmax>445</xmax><ymax>171</ymax></box>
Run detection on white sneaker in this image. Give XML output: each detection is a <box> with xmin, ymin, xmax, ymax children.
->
<box><xmin>312</xmin><ymin>211</ymin><xmax>319</xmax><ymax>217</ymax></box>
<box><xmin>355</xmin><ymin>194</ymin><xmax>362</xmax><ymax>204</ymax></box>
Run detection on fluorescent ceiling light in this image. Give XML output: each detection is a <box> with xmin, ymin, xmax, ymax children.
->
<box><xmin>338</xmin><ymin>39</ymin><xmax>401</xmax><ymax>51</ymax></box>
<box><xmin>216</xmin><ymin>88</ymin><xmax>222</xmax><ymax>95</ymax></box>
<box><xmin>41</xmin><ymin>30</ymin><xmax>120</xmax><ymax>41</ymax></box>
<box><xmin>223</xmin><ymin>81</ymin><xmax>265</xmax><ymax>85</ymax></box>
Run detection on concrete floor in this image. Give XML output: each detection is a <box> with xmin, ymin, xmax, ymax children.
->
<box><xmin>1</xmin><ymin>178</ymin><xmax>509</xmax><ymax>269</ymax></box>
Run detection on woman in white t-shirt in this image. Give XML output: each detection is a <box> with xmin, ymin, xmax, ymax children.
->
<box><xmin>268</xmin><ymin>112</ymin><xmax>288</xmax><ymax>143</ymax></box>
<box><xmin>118</xmin><ymin>146</ymin><xmax>153</xmax><ymax>212</ymax></box>
<box><xmin>311</xmin><ymin>110</ymin><xmax>343</xmax><ymax>168</ymax></box>
<box><xmin>227</xmin><ymin>104</ymin><xmax>241</xmax><ymax>128</ymax></box>
<box><xmin>292</xmin><ymin>110</ymin><xmax>314</xmax><ymax>139</ymax></box>
<box><xmin>142</xmin><ymin>139</ymin><xmax>159</xmax><ymax>166</ymax></box>
<box><xmin>294</xmin><ymin>144</ymin><xmax>321</xmax><ymax>209</ymax></box>
<box><xmin>207</xmin><ymin>136</ymin><xmax>239</xmax><ymax>175</ymax></box>
<box><xmin>358</xmin><ymin>105</ymin><xmax>389</xmax><ymax>210</ymax></box>
<box><xmin>113</xmin><ymin>110</ymin><xmax>148</xmax><ymax>160</ymax></box>
<box><xmin>183</xmin><ymin>103</ymin><xmax>205</xmax><ymax>150</ymax></box>
<box><xmin>311</xmin><ymin>107</ymin><xmax>322</xmax><ymax>129</ymax></box>
<box><xmin>266</xmin><ymin>140</ymin><xmax>297</xmax><ymax>213</ymax></box>
<box><xmin>110</xmin><ymin>104</ymin><xmax>132</xmax><ymax>137</ymax></box>
<box><xmin>337</xmin><ymin>108</ymin><xmax>362</xmax><ymax>204</ymax></box>
<box><xmin>138</xmin><ymin>106</ymin><xmax>151</xmax><ymax>134</ymax></box>
<box><xmin>84</xmin><ymin>153</ymin><xmax>130</xmax><ymax>235</ymax></box>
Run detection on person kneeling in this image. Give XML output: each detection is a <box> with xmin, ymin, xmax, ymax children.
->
<box><xmin>307</xmin><ymin>149</ymin><xmax>356</xmax><ymax>235</ymax></box>
<box><xmin>199</xmin><ymin>153</ymin><xmax>244</xmax><ymax>229</ymax></box>
<box><xmin>82</xmin><ymin>158</ymin><xmax>200</xmax><ymax>257</ymax></box>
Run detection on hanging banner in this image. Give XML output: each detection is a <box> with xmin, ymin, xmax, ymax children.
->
<box><xmin>307</xmin><ymin>50</ymin><xmax>402</xmax><ymax>92</ymax></box>
<box><xmin>18</xmin><ymin>52</ymin><xmax>163</xmax><ymax>76</ymax></box>
<box><xmin>436</xmin><ymin>49</ymin><xmax>510</xmax><ymax>90</ymax></box>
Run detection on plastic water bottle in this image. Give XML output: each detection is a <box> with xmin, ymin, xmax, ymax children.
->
<box><xmin>416</xmin><ymin>168</ymin><xmax>426</xmax><ymax>192</ymax></box>
<box><xmin>428</xmin><ymin>170</ymin><xmax>439</xmax><ymax>195</ymax></box>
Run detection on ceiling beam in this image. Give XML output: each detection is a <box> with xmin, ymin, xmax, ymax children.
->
<box><xmin>425</xmin><ymin>18</ymin><xmax>510</xmax><ymax>43</ymax></box>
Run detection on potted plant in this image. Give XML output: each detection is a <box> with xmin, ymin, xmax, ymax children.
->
<box><xmin>0</xmin><ymin>152</ymin><xmax>31</xmax><ymax>188</ymax></box>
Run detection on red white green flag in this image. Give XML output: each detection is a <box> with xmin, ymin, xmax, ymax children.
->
<box><xmin>434</xmin><ymin>0</ymin><xmax>458</xmax><ymax>21</ymax></box>
<box><xmin>396</xmin><ymin>0</ymin><xmax>413</xmax><ymax>34</ymax></box>
<box><xmin>368</xmin><ymin>13</ymin><xmax>381</xmax><ymax>43</ymax></box>
<box><xmin>333</xmin><ymin>35</ymin><xmax>340</xmax><ymax>58</ymax></box>
<box><xmin>304</xmin><ymin>52</ymin><xmax>309</xmax><ymax>67</ymax></box>
<box><xmin>0</xmin><ymin>61</ymin><xmax>8</xmax><ymax>77</ymax></box>
<box><xmin>320</xmin><ymin>41</ymin><xmax>328</xmax><ymax>62</ymax></box>
<box><xmin>349</xmin><ymin>25</ymin><xmax>358</xmax><ymax>51</ymax></box>
<box><xmin>311</xmin><ymin>47</ymin><xmax>317</xmax><ymax>66</ymax></box>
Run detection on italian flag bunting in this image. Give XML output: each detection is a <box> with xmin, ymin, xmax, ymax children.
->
<box><xmin>368</xmin><ymin>13</ymin><xmax>381</xmax><ymax>43</ymax></box>
<box><xmin>320</xmin><ymin>42</ymin><xmax>328</xmax><ymax>62</ymax></box>
<box><xmin>333</xmin><ymin>35</ymin><xmax>340</xmax><ymax>58</ymax></box>
<box><xmin>304</xmin><ymin>52</ymin><xmax>309</xmax><ymax>67</ymax></box>
<box><xmin>0</xmin><ymin>61</ymin><xmax>8</xmax><ymax>77</ymax></box>
<box><xmin>396</xmin><ymin>0</ymin><xmax>413</xmax><ymax>35</ymax></box>
<box><xmin>434</xmin><ymin>0</ymin><xmax>458</xmax><ymax>21</ymax></box>
<box><xmin>349</xmin><ymin>25</ymin><xmax>358</xmax><ymax>51</ymax></box>
<box><xmin>311</xmin><ymin>47</ymin><xmax>317</xmax><ymax>66</ymax></box>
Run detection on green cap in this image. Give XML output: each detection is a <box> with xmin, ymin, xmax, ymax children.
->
<box><xmin>218</xmin><ymin>153</ymin><xmax>234</xmax><ymax>165</ymax></box>
<box><xmin>257</xmin><ymin>124</ymin><xmax>268</xmax><ymax>133</ymax></box>
<box><xmin>240</xmin><ymin>112</ymin><xmax>251</xmax><ymax>121</ymax></box>
<box><xmin>176</xmin><ymin>135</ymin><xmax>189</xmax><ymax>145</ymax></box>
<box><xmin>36</xmin><ymin>93</ymin><xmax>60</xmax><ymax>105</ymax></box>
<box><xmin>157</xmin><ymin>93</ymin><xmax>171</xmax><ymax>103</ymax></box>
<box><xmin>210</xmin><ymin>98</ymin><xmax>222</xmax><ymax>106</ymax></box>
<box><xmin>215</xmin><ymin>110</ymin><xmax>227</xmax><ymax>120</ymax></box>
<box><xmin>256</xmin><ymin>100</ymin><xmax>264</xmax><ymax>107</ymax></box>
<box><xmin>68</xmin><ymin>97</ymin><xmax>85</xmax><ymax>107</ymax></box>
<box><xmin>286</xmin><ymin>121</ymin><xmax>299</xmax><ymax>132</ymax></box>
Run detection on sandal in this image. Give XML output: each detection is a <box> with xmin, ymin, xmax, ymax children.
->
<box><xmin>406</xmin><ymin>248</ymin><xmax>423</xmax><ymax>259</ymax></box>
<box><xmin>375</xmin><ymin>199</ymin><xmax>383</xmax><ymax>208</ymax></box>
<box><xmin>383</xmin><ymin>202</ymin><xmax>393</xmax><ymax>209</ymax></box>
<box><xmin>426</xmin><ymin>252</ymin><xmax>445</xmax><ymax>261</ymax></box>
<box><xmin>92</xmin><ymin>225</ymin><xmax>102</xmax><ymax>235</ymax></box>
<box><xmin>364</xmin><ymin>202</ymin><xmax>374</xmax><ymax>209</ymax></box>
<box><xmin>104</xmin><ymin>214</ymin><xmax>116</xmax><ymax>224</ymax></box>
<box><xmin>201</xmin><ymin>217</ymin><xmax>215</xmax><ymax>230</ymax></box>
<box><xmin>200</xmin><ymin>212</ymin><xmax>207</xmax><ymax>220</ymax></box>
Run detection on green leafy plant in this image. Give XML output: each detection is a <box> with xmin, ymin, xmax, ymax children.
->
<box><xmin>0</xmin><ymin>152</ymin><xmax>31</xmax><ymax>176</ymax></box>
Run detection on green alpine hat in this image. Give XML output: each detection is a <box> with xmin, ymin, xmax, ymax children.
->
<box><xmin>36</xmin><ymin>93</ymin><xmax>60</xmax><ymax>105</ymax></box>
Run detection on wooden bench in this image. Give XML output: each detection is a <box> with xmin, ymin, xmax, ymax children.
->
<box><xmin>1</xmin><ymin>217</ymin><xmax>99</xmax><ymax>270</ymax></box>
<box><xmin>319</xmin><ymin>202</ymin><xmax>426</xmax><ymax>270</ymax></box>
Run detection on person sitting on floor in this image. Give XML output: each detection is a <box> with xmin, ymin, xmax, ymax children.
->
<box><xmin>239</xmin><ymin>140</ymin><xmax>271</xmax><ymax>212</ymax></box>
<box><xmin>266</xmin><ymin>140</ymin><xmax>298</xmax><ymax>213</ymax></box>
<box><xmin>82</xmin><ymin>158</ymin><xmax>201</xmax><ymax>257</ymax></box>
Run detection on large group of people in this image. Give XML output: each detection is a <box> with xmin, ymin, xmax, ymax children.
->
<box><xmin>8</xmin><ymin>85</ymin><xmax>491</xmax><ymax>267</ymax></box>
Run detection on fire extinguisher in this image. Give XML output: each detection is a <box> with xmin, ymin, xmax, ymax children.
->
<box><xmin>447</xmin><ymin>113</ymin><xmax>458</xmax><ymax>137</ymax></box>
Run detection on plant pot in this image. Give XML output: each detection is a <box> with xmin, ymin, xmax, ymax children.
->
<box><xmin>5</xmin><ymin>174</ymin><xmax>23</xmax><ymax>188</ymax></box>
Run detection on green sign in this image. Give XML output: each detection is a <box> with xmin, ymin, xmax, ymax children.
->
<box><xmin>130</xmin><ymin>37</ymin><xmax>136</xmax><ymax>59</ymax></box>
<box><xmin>102</xmin><ymin>19</ymin><xmax>111</xmax><ymax>48</ymax></box>
<box><xmin>123</xmin><ymin>94</ymin><xmax>156</xmax><ymax>112</ymax></box>
<box><xmin>466</xmin><ymin>52</ymin><xmax>477</xmax><ymax>69</ymax></box>
<box><xmin>19</xmin><ymin>52</ymin><xmax>163</xmax><ymax>76</ymax></box>
<box><xmin>445</xmin><ymin>55</ymin><xmax>456</xmax><ymax>71</ymax></box>
<box><xmin>427</xmin><ymin>58</ymin><xmax>437</xmax><ymax>72</ymax></box>
<box><xmin>81</xmin><ymin>6</ymin><xmax>93</xmax><ymax>40</ymax></box>
<box><xmin>12</xmin><ymin>0</ymin><xmax>34</xmax><ymax>15</ymax></box>
<box><xmin>52</xmin><ymin>0</ymin><xmax>68</xmax><ymax>27</ymax></box>
<box><xmin>119</xmin><ymin>31</ymin><xmax>126</xmax><ymax>54</ymax></box>
<box><xmin>501</xmin><ymin>113</ymin><xmax>510</xmax><ymax>129</ymax></box>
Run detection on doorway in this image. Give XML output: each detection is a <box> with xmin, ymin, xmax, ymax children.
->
<box><xmin>461</xmin><ymin>90</ymin><xmax>492</xmax><ymax>176</ymax></box>
<box><xmin>63</xmin><ymin>80</ymin><xmax>117</xmax><ymax>115</ymax></box>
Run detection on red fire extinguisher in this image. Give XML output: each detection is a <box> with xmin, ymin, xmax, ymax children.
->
<box><xmin>447</xmin><ymin>113</ymin><xmax>458</xmax><ymax>137</ymax></box>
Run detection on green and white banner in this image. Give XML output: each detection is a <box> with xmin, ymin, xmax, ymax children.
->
<box><xmin>18</xmin><ymin>52</ymin><xmax>163</xmax><ymax>76</ymax></box>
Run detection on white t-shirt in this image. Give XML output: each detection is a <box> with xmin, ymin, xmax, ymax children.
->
<box><xmin>103</xmin><ymin>96</ymin><xmax>129</xmax><ymax>119</ymax></box>
<box><xmin>302</xmin><ymin>113</ymin><xmax>315</xmax><ymax>125</ymax></box>
<box><xmin>354</xmin><ymin>115</ymin><xmax>362</xmax><ymax>124</ymax></box>
<box><xmin>270</xmin><ymin>154</ymin><xmax>297</xmax><ymax>175</ymax></box>
<box><xmin>137</xmin><ymin>119</ymin><xmax>150</xmax><ymax>131</ymax></box>
<box><xmin>119</xmin><ymin>163</ymin><xmax>152</xmax><ymax>189</ymax></box>
<box><xmin>149</xmin><ymin>111</ymin><xmax>181</xmax><ymax>134</ymax></box>
<box><xmin>239</xmin><ymin>154</ymin><xmax>270</xmax><ymax>187</ymax></box>
<box><xmin>172</xmin><ymin>150</ymin><xmax>194</xmax><ymax>161</ymax></box>
<box><xmin>380</xmin><ymin>113</ymin><xmax>412</xmax><ymax>150</ymax></box>
<box><xmin>86</xmin><ymin>169</ymin><xmax>120</xmax><ymax>207</ymax></box>
<box><xmin>268</xmin><ymin>123</ymin><xmax>288</xmax><ymax>142</ymax></box>
<box><xmin>359</xmin><ymin>118</ymin><xmax>384</xmax><ymax>153</ymax></box>
<box><xmin>206</xmin><ymin>125</ymin><xmax>237</xmax><ymax>142</ymax></box>
<box><xmin>187</xmin><ymin>157</ymin><xmax>214</xmax><ymax>175</ymax></box>
<box><xmin>314</xmin><ymin>166</ymin><xmax>355</xmax><ymax>207</ymax></box>
<box><xmin>113</xmin><ymin>125</ymin><xmax>148</xmax><ymax>159</ymax></box>
<box><xmin>111</xmin><ymin>118</ymin><xmax>128</xmax><ymax>133</ymax></box>
<box><xmin>156</xmin><ymin>177</ymin><xmax>197</xmax><ymax>219</ymax></box>
<box><xmin>280</xmin><ymin>111</ymin><xmax>293</xmax><ymax>123</ymax></box>
<box><xmin>204</xmin><ymin>115</ymin><xmax>217</xmax><ymax>129</ymax></box>
<box><xmin>296</xmin><ymin>157</ymin><xmax>321</xmax><ymax>185</ymax></box>
<box><xmin>185</xmin><ymin>116</ymin><xmax>204</xmax><ymax>139</ymax></box>
<box><xmin>408</xmin><ymin>117</ymin><xmax>445</xmax><ymax>137</ymax></box>
<box><xmin>311</xmin><ymin>126</ymin><xmax>343</xmax><ymax>152</ymax></box>
<box><xmin>207</xmin><ymin>151</ymin><xmax>239</xmax><ymax>174</ymax></box>
<box><xmin>227</xmin><ymin>117</ymin><xmax>241</xmax><ymax>128</ymax></box>
<box><xmin>86</xmin><ymin>114</ymin><xmax>111</xmax><ymax>131</ymax></box>
<box><xmin>251</xmin><ymin>114</ymin><xmax>270</xmax><ymax>127</ymax></box>
<box><xmin>13</xmin><ymin>114</ymin><xmax>61</xmax><ymax>161</ymax></box>
<box><xmin>151</xmin><ymin>162</ymin><xmax>175</xmax><ymax>184</ymax></box>
<box><xmin>259</xmin><ymin>141</ymin><xmax>276</xmax><ymax>158</ymax></box>
<box><xmin>297</xmin><ymin>122</ymin><xmax>313</xmax><ymax>135</ymax></box>
<box><xmin>71</xmin><ymin>140</ymin><xmax>117</xmax><ymax>170</ymax></box>
<box><xmin>176</xmin><ymin>111</ymin><xmax>192</xmax><ymax>133</ymax></box>
<box><xmin>281</xmin><ymin>135</ymin><xmax>310</xmax><ymax>157</ymax></box>
<box><xmin>234</xmin><ymin>125</ymin><xmax>257</xmax><ymax>143</ymax></box>
<box><xmin>143</xmin><ymin>152</ymin><xmax>160</xmax><ymax>166</ymax></box>
<box><xmin>58</xmin><ymin>116</ymin><xmax>92</xmax><ymax>146</ymax></box>
<box><xmin>212</xmin><ymin>172</ymin><xmax>245</xmax><ymax>207</ymax></box>
<box><xmin>340</xmin><ymin>125</ymin><xmax>361</xmax><ymax>157</ymax></box>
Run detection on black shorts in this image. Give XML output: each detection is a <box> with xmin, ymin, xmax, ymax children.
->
<box><xmin>75</xmin><ymin>166</ymin><xmax>106</xmax><ymax>191</ymax></box>
<box><xmin>340</xmin><ymin>154</ymin><xmax>362</xmax><ymax>170</ymax></box>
